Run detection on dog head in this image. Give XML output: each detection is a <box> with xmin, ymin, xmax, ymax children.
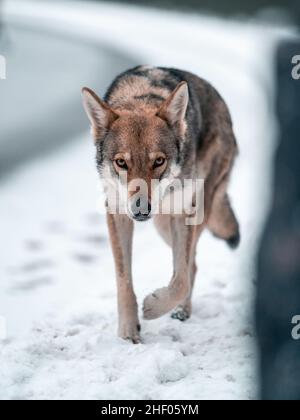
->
<box><xmin>82</xmin><ymin>82</ymin><xmax>189</xmax><ymax>221</ymax></box>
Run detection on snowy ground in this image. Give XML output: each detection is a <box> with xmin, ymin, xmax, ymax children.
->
<box><xmin>0</xmin><ymin>0</ymin><xmax>290</xmax><ymax>400</ymax></box>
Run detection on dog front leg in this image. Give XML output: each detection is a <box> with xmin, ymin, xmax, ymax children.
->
<box><xmin>143</xmin><ymin>216</ymin><xmax>196</xmax><ymax>320</ymax></box>
<box><xmin>107</xmin><ymin>213</ymin><xmax>140</xmax><ymax>343</ymax></box>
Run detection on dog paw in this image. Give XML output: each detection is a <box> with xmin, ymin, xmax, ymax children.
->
<box><xmin>143</xmin><ymin>287</ymin><xmax>178</xmax><ymax>320</ymax></box>
<box><xmin>118</xmin><ymin>322</ymin><xmax>142</xmax><ymax>344</ymax></box>
<box><xmin>171</xmin><ymin>306</ymin><xmax>191</xmax><ymax>322</ymax></box>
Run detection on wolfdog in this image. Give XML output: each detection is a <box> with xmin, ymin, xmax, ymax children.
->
<box><xmin>82</xmin><ymin>66</ymin><xmax>240</xmax><ymax>343</ymax></box>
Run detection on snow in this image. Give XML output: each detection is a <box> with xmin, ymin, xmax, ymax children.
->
<box><xmin>0</xmin><ymin>0</ymin><xmax>290</xmax><ymax>401</ymax></box>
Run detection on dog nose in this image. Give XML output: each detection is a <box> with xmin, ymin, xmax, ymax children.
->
<box><xmin>131</xmin><ymin>197</ymin><xmax>152</xmax><ymax>221</ymax></box>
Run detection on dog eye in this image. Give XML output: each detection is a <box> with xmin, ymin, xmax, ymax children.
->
<box><xmin>153</xmin><ymin>157</ymin><xmax>166</xmax><ymax>169</ymax></box>
<box><xmin>115</xmin><ymin>159</ymin><xmax>128</xmax><ymax>170</ymax></box>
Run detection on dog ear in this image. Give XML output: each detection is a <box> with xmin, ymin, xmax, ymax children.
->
<box><xmin>82</xmin><ymin>87</ymin><xmax>118</xmax><ymax>141</ymax></box>
<box><xmin>157</xmin><ymin>82</ymin><xmax>189</xmax><ymax>135</ymax></box>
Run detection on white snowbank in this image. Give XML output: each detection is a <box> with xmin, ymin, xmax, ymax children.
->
<box><xmin>0</xmin><ymin>0</ymin><xmax>288</xmax><ymax>400</ymax></box>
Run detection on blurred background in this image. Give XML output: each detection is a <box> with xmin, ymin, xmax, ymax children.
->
<box><xmin>0</xmin><ymin>0</ymin><xmax>299</xmax><ymax>401</ymax></box>
<box><xmin>0</xmin><ymin>0</ymin><xmax>299</xmax><ymax>175</ymax></box>
<box><xmin>86</xmin><ymin>0</ymin><xmax>300</xmax><ymax>21</ymax></box>
<box><xmin>0</xmin><ymin>0</ymin><xmax>299</xmax><ymax>174</ymax></box>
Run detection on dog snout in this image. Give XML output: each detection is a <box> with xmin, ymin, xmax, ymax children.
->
<box><xmin>130</xmin><ymin>197</ymin><xmax>152</xmax><ymax>222</ymax></box>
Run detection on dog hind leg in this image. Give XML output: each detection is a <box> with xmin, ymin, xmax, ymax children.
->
<box><xmin>208</xmin><ymin>180</ymin><xmax>240</xmax><ymax>249</ymax></box>
<box><xmin>171</xmin><ymin>257</ymin><xmax>197</xmax><ymax>321</ymax></box>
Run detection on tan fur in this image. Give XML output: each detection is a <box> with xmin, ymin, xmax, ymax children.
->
<box><xmin>106</xmin><ymin>213</ymin><xmax>141</xmax><ymax>344</ymax></box>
